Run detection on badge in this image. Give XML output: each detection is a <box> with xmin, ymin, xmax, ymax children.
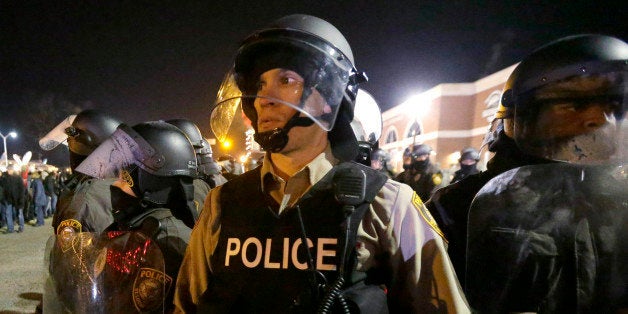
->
<box><xmin>412</xmin><ymin>192</ymin><xmax>445</xmax><ymax>240</ymax></box>
<box><xmin>132</xmin><ymin>267</ymin><xmax>172</xmax><ymax>312</ymax></box>
<box><xmin>121</xmin><ymin>169</ymin><xmax>134</xmax><ymax>187</ymax></box>
<box><xmin>57</xmin><ymin>219</ymin><xmax>83</xmax><ymax>252</ymax></box>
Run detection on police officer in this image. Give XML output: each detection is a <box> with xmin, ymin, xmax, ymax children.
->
<box><xmin>464</xmin><ymin>34</ymin><xmax>627</xmax><ymax>313</ymax></box>
<box><xmin>75</xmin><ymin>121</ymin><xmax>197</xmax><ymax>312</ymax></box>
<box><xmin>426</xmin><ymin>34</ymin><xmax>628</xmax><ymax>290</ymax></box>
<box><xmin>394</xmin><ymin>143</ymin><xmax>443</xmax><ymax>201</ymax></box>
<box><xmin>166</xmin><ymin>118</ymin><xmax>227</xmax><ymax>219</ymax></box>
<box><xmin>370</xmin><ymin>149</ymin><xmax>395</xmax><ymax>178</ymax></box>
<box><xmin>39</xmin><ymin>109</ymin><xmax>122</xmax><ymax>234</ymax></box>
<box><xmin>450</xmin><ymin>147</ymin><xmax>480</xmax><ymax>184</ymax></box>
<box><xmin>174</xmin><ymin>14</ymin><xmax>468</xmax><ymax>313</ymax></box>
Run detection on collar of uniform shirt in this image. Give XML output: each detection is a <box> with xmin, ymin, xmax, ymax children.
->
<box><xmin>260</xmin><ymin>144</ymin><xmax>337</xmax><ymax>214</ymax></box>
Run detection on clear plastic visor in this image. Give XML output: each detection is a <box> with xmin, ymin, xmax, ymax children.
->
<box><xmin>75</xmin><ymin>125</ymin><xmax>157</xmax><ymax>179</ymax></box>
<box><xmin>351</xmin><ymin>89</ymin><xmax>382</xmax><ymax>144</ymax></box>
<box><xmin>211</xmin><ymin>66</ymin><xmax>346</xmax><ymax>144</ymax></box>
<box><xmin>39</xmin><ymin>114</ymin><xmax>77</xmax><ymax>150</ymax></box>
<box><xmin>512</xmin><ymin>71</ymin><xmax>627</xmax><ymax>165</ymax></box>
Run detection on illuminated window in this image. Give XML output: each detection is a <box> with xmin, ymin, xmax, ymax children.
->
<box><xmin>406</xmin><ymin>121</ymin><xmax>421</xmax><ymax>138</ymax></box>
<box><xmin>385</xmin><ymin>130</ymin><xmax>397</xmax><ymax>144</ymax></box>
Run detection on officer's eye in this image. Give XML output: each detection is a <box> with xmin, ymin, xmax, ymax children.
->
<box><xmin>256</xmin><ymin>80</ymin><xmax>266</xmax><ymax>91</ymax></box>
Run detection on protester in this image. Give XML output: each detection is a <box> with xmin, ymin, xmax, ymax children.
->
<box><xmin>30</xmin><ymin>171</ymin><xmax>47</xmax><ymax>226</ymax></box>
<box><xmin>3</xmin><ymin>169</ymin><xmax>25</xmax><ymax>233</ymax></box>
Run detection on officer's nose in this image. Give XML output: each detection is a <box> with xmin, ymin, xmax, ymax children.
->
<box><xmin>581</xmin><ymin>103</ymin><xmax>613</xmax><ymax>131</ymax></box>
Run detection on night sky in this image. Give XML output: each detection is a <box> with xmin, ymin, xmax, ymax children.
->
<box><xmin>2</xmin><ymin>1</ymin><xmax>626</xmax><ymax>166</ymax></box>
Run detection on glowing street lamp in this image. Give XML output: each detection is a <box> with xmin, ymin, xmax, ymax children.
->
<box><xmin>221</xmin><ymin>138</ymin><xmax>233</xmax><ymax>150</ymax></box>
<box><xmin>0</xmin><ymin>131</ymin><xmax>17</xmax><ymax>168</ymax></box>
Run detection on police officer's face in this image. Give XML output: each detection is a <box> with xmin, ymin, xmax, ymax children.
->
<box><xmin>413</xmin><ymin>154</ymin><xmax>429</xmax><ymax>162</ymax></box>
<box><xmin>460</xmin><ymin>158</ymin><xmax>477</xmax><ymax>166</ymax></box>
<box><xmin>530</xmin><ymin>76</ymin><xmax>621</xmax><ymax>141</ymax></box>
<box><xmin>254</xmin><ymin>68</ymin><xmax>329</xmax><ymax>154</ymax></box>
<box><xmin>254</xmin><ymin>69</ymin><xmax>304</xmax><ymax>133</ymax></box>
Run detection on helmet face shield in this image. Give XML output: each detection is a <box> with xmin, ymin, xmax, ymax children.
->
<box><xmin>351</xmin><ymin>89</ymin><xmax>382</xmax><ymax>145</ymax></box>
<box><xmin>75</xmin><ymin>124</ymin><xmax>162</xmax><ymax>179</ymax></box>
<box><xmin>511</xmin><ymin>71</ymin><xmax>627</xmax><ymax>165</ymax></box>
<box><xmin>39</xmin><ymin>114</ymin><xmax>77</xmax><ymax>151</ymax></box>
<box><xmin>211</xmin><ymin>30</ymin><xmax>357</xmax><ymax>144</ymax></box>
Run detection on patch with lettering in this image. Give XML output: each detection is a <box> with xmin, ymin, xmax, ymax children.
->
<box><xmin>412</xmin><ymin>192</ymin><xmax>445</xmax><ymax>240</ymax></box>
<box><xmin>132</xmin><ymin>267</ymin><xmax>172</xmax><ymax>312</ymax></box>
<box><xmin>121</xmin><ymin>169</ymin><xmax>134</xmax><ymax>187</ymax></box>
<box><xmin>57</xmin><ymin>219</ymin><xmax>82</xmax><ymax>252</ymax></box>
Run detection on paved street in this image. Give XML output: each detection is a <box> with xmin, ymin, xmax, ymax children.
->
<box><xmin>0</xmin><ymin>217</ymin><xmax>53</xmax><ymax>313</ymax></box>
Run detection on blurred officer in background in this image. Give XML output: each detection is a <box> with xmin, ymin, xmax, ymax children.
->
<box><xmin>465</xmin><ymin>34</ymin><xmax>628</xmax><ymax>313</ymax></box>
<box><xmin>40</xmin><ymin>109</ymin><xmax>122</xmax><ymax>234</ymax></box>
<box><xmin>394</xmin><ymin>143</ymin><xmax>443</xmax><ymax>201</ymax></box>
<box><xmin>174</xmin><ymin>14</ymin><xmax>468</xmax><ymax>313</ymax></box>
<box><xmin>450</xmin><ymin>147</ymin><xmax>480</xmax><ymax>184</ymax></box>
<box><xmin>166</xmin><ymin>118</ymin><xmax>227</xmax><ymax>218</ymax></box>
<box><xmin>370</xmin><ymin>149</ymin><xmax>395</xmax><ymax>179</ymax></box>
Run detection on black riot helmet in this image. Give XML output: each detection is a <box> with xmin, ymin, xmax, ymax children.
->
<box><xmin>39</xmin><ymin>109</ymin><xmax>122</xmax><ymax>170</ymax></box>
<box><xmin>165</xmin><ymin>119</ymin><xmax>220</xmax><ymax>177</ymax></box>
<box><xmin>411</xmin><ymin>144</ymin><xmax>432</xmax><ymax>171</ymax></box>
<box><xmin>76</xmin><ymin>121</ymin><xmax>198</xmax><ymax>226</ymax></box>
<box><xmin>497</xmin><ymin>34</ymin><xmax>627</xmax><ymax>165</ymax></box>
<box><xmin>76</xmin><ymin>121</ymin><xmax>197</xmax><ymax>192</ymax></box>
<box><xmin>165</xmin><ymin>118</ymin><xmax>204</xmax><ymax>148</ymax></box>
<box><xmin>459</xmin><ymin>147</ymin><xmax>480</xmax><ymax>163</ymax></box>
<box><xmin>210</xmin><ymin>14</ymin><xmax>368</xmax><ymax>161</ymax></box>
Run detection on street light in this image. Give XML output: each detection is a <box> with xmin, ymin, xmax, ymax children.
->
<box><xmin>1</xmin><ymin>131</ymin><xmax>17</xmax><ymax>168</ymax></box>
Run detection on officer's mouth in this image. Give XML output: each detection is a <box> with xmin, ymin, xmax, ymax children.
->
<box><xmin>258</xmin><ymin>117</ymin><xmax>285</xmax><ymax>131</ymax></box>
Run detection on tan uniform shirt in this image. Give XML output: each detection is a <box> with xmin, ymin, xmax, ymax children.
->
<box><xmin>174</xmin><ymin>147</ymin><xmax>470</xmax><ymax>313</ymax></box>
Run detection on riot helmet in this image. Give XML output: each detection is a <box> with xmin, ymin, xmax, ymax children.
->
<box><xmin>371</xmin><ymin>148</ymin><xmax>391</xmax><ymax>171</ymax></box>
<box><xmin>459</xmin><ymin>147</ymin><xmax>480</xmax><ymax>164</ymax></box>
<box><xmin>165</xmin><ymin>119</ymin><xmax>221</xmax><ymax>177</ymax></box>
<box><xmin>39</xmin><ymin>109</ymin><xmax>122</xmax><ymax>170</ymax></box>
<box><xmin>76</xmin><ymin>121</ymin><xmax>197</xmax><ymax>199</ymax></box>
<box><xmin>210</xmin><ymin>14</ymin><xmax>367</xmax><ymax>160</ymax></box>
<box><xmin>76</xmin><ymin>121</ymin><xmax>198</xmax><ymax>227</ymax></box>
<box><xmin>165</xmin><ymin>118</ymin><xmax>205</xmax><ymax>148</ymax></box>
<box><xmin>498</xmin><ymin>34</ymin><xmax>627</xmax><ymax>165</ymax></box>
<box><xmin>410</xmin><ymin>144</ymin><xmax>432</xmax><ymax>171</ymax></box>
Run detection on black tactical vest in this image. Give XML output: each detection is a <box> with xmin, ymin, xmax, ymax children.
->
<box><xmin>200</xmin><ymin>162</ymin><xmax>387</xmax><ymax>313</ymax></box>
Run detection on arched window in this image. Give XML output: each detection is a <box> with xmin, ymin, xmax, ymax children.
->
<box><xmin>385</xmin><ymin>129</ymin><xmax>397</xmax><ymax>144</ymax></box>
<box><xmin>406</xmin><ymin>121</ymin><xmax>421</xmax><ymax>138</ymax></box>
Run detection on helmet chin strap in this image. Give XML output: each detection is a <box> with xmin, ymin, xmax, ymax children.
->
<box><xmin>254</xmin><ymin>112</ymin><xmax>314</xmax><ymax>152</ymax></box>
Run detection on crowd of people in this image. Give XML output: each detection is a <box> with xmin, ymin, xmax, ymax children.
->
<box><xmin>0</xmin><ymin>168</ymin><xmax>61</xmax><ymax>233</ymax></box>
<box><xmin>10</xmin><ymin>13</ymin><xmax>623</xmax><ymax>313</ymax></box>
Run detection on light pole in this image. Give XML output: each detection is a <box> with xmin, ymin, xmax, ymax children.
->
<box><xmin>1</xmin><ymin>131</ymin><xmax>17</xmax><ymax>168</ymax></box>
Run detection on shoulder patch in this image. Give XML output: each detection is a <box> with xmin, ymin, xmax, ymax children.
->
<box><xmin>133</xmin><ymin>267</ymin><xmax>172</xmax><ymax>312</ymax></box>
<box><xmin>412</xmin><ymin>192</ymin><xmax>446</xmax><ymax>240</ymax></box>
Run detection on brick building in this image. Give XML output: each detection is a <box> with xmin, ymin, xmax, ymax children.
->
<box><xmin>379</xmin><ymin>64</ymin><xmax>518</xmax><ymax>177</ymax></box>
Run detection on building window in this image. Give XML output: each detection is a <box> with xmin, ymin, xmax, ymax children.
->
<box><xmin>406</xmin><ymin>121</ymin><xmax>421</xmax><ymax>138</ymax></box>
<box><xmin>385</xmin><ymin>129</ymin><xmax>397</xmax><ymax>144</ymax></box>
